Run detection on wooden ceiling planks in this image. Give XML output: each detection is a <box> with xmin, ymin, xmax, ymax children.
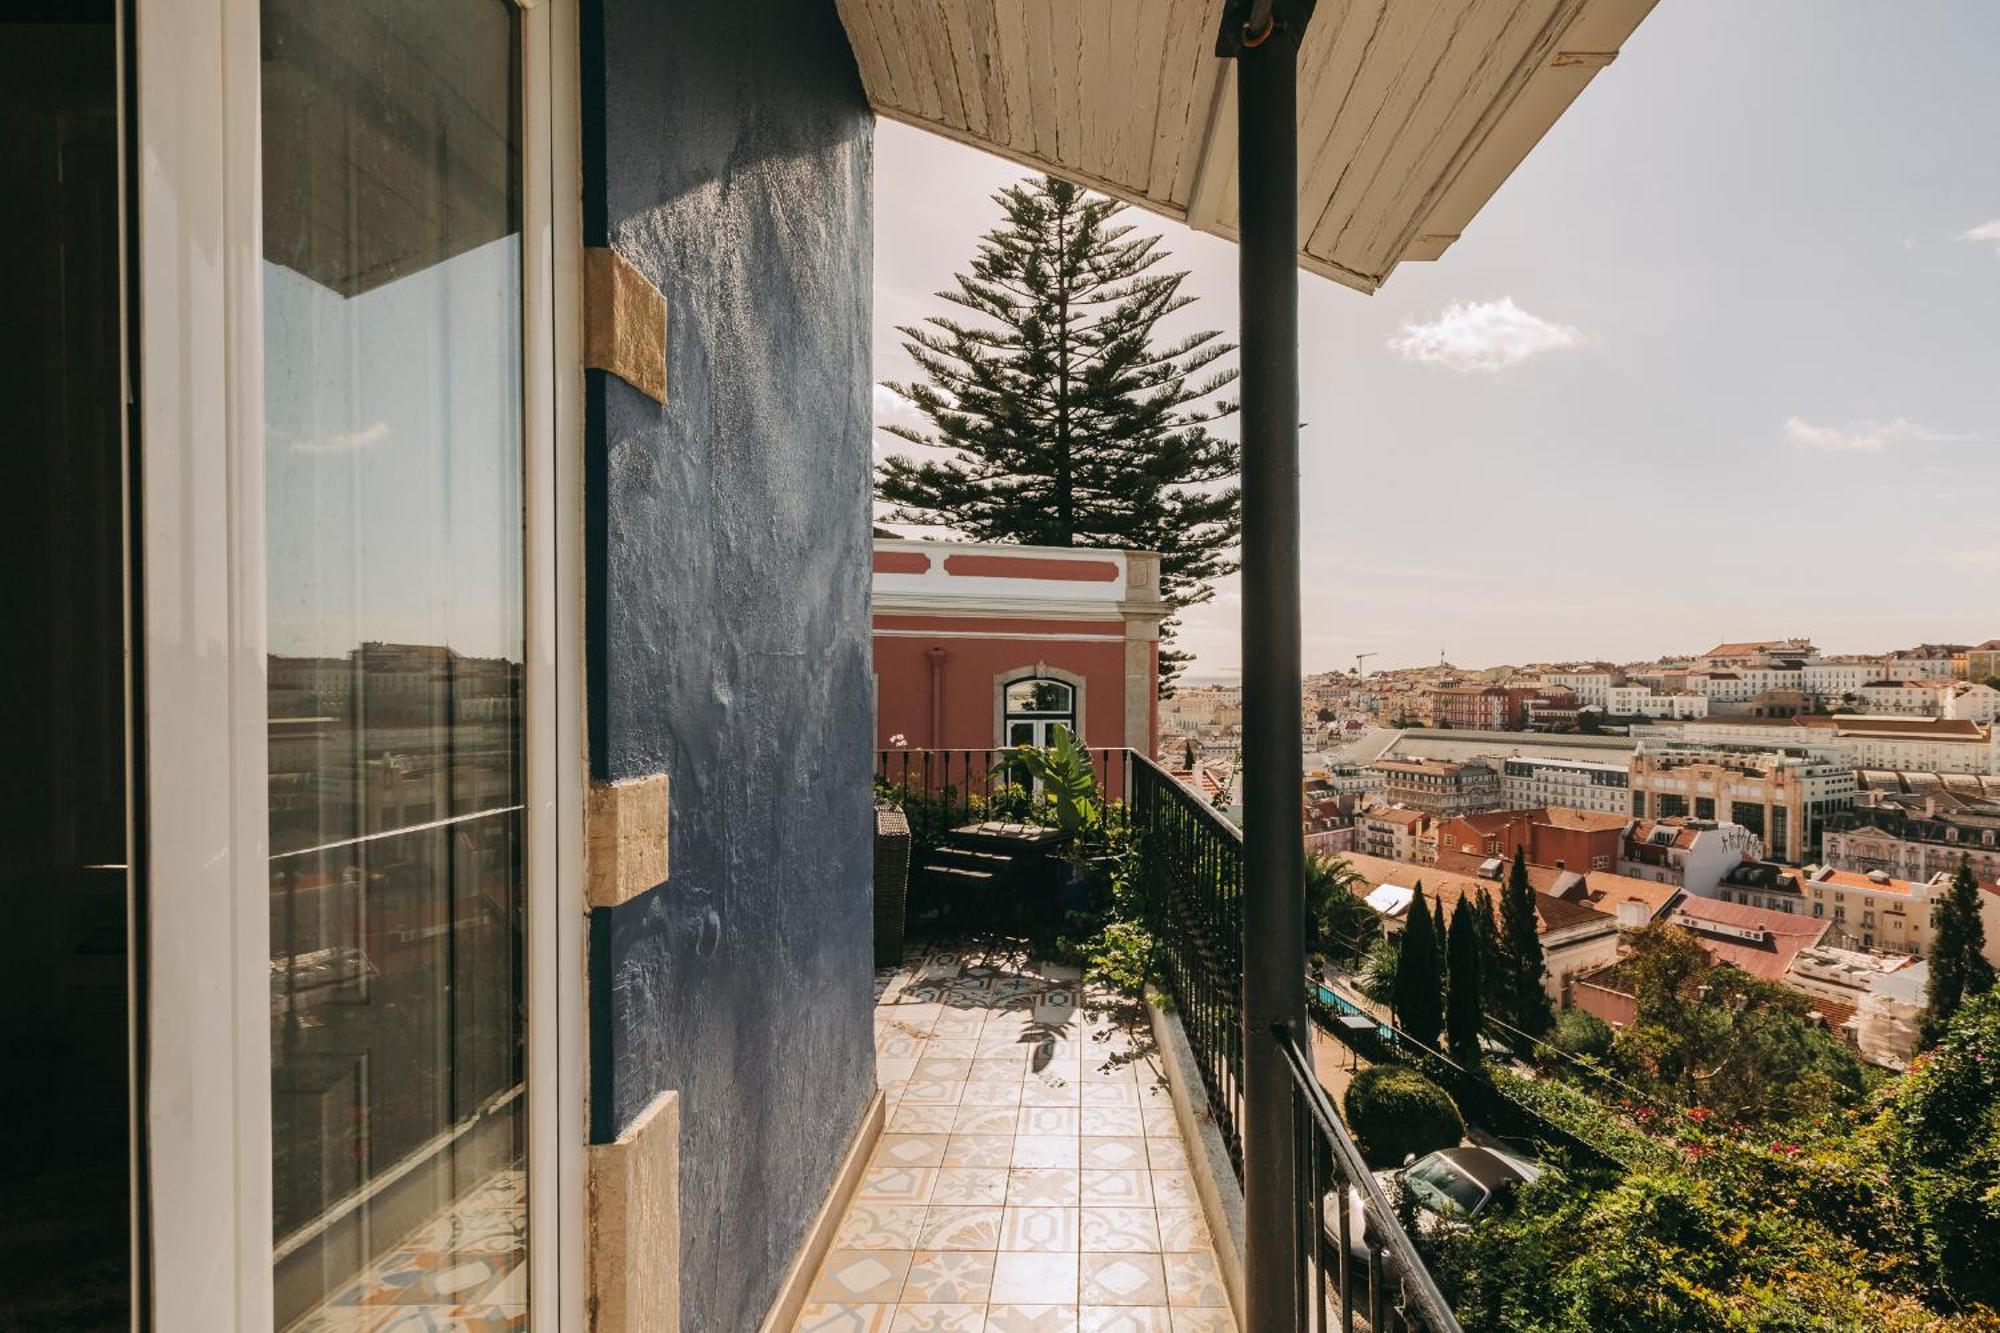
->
<box><xmin>840</xmin><ymin>0</ymin><xmax>1657</xmax><ymax>292</ymax></box>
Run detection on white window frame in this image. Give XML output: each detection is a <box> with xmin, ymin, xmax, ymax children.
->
<box><xmin>995</xmin><ymin>664</ymin><xmax>1088</xmax><ymax>749</ymax></box>
<box><xmin>134</xmin><ymin>1</ymin><xmax>583</xmax><ymax>1327</ymax></box>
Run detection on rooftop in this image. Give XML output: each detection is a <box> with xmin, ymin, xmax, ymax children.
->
<box><xmin>1807</xmin><ymin>865</ymin><xmax>1925</xmax><ymax>899</ymax></box>
<box><xmin>1430</xmin><ymin>848</ymin><xmax>1680</xmax><ymax>921</ymax></box>
<box><xmin>1340</xmin><ymin>851</ymin><xmax>1616</xmax><ymax>938</ymax></box>
<box><xmin>1666</xmin><ymin>897</ymin><xmax>1831</xmax><ymax>983</ymax></box>
<box><xmin>1702</xmin><ymin>639</ymin><xmax>1813</xmax><ymax>657</ymax></box>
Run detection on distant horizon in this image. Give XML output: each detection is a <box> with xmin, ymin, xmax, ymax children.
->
<box><xmin>1173</xmin><ymin>632</ymin><xmax>1991</xmax><ymax>685</ymax></box>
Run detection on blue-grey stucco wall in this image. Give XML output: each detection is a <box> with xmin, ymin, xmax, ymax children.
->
<box><xmin>579</xmin><ymin>1</ymin><xmax>876</xmax><ymax>1327</ymax></box>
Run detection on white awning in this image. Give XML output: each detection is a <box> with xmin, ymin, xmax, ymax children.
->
<box><xmin>1364</xmin><ymin>882</ymin><xmax>1415</xmax><ymax>918</ymax></box>
<box><xmin>835</xmin><ymin>0</ymin><xmax>1657</xmax><ymax>292</ymax></box>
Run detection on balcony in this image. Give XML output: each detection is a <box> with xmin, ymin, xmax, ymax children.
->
<box><xmin>865</xmin><ymin>747</ymin><xmax>1459</xmax><ymax>1332</ymax></box>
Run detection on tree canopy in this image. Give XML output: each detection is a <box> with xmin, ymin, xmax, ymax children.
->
<box><xmin>1395</xmin><ymin>882</ymin><xmax>1445</xmax><ymax>1050</ymax></box>
<box><xmin>1922</xmin><ymin>856</ymin><xmax>1996</xmax><ymax>1046</ymax></box>
<box><xmin>1497</xmin><ymin>849</ymin><xmax>1553</xmax><ymax>1042</ymax></box>
<box><xmin>874</xmin><ymin>175</ymin><xmax>1240</xmax><ymax>690</ymax></box>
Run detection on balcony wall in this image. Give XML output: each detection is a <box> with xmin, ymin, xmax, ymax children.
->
<box><xmin>580</xmin><ymin>0</ymin><xmax>876</xmax><ymax>1326</ymax></box>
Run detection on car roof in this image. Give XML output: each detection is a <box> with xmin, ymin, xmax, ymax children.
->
<box><xmin>1425</xmin><ymin>1146</ymin><xmax>1533</xmax><ymax>1191</ymax></box>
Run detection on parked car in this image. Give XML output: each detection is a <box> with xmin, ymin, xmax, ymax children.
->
<box><xmin>1326</xmin><ymin>1145</ymin><xmax>1541</xmax><ymax>1259</ymax></box>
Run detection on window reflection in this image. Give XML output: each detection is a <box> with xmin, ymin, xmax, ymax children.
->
<box><xmin>1004</xmin><ymin>676</ymin><xmax>1080</xmax><ymax>749</ymax></box>
<box><xmin>260</xmin><ymin>1</ymin><xmax>528</xmax><ymax>1327</ymax></box>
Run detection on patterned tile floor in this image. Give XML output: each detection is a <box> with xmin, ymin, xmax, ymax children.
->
<box><xmin>285</xmin><ymin>1168</ymin><xmax>526</xmax><ymax>1332</ymax></box>
<box><xmin>795</xmin><ymin>945</ymin><xmax>1240</xmax><ymax>1333</ymax></box>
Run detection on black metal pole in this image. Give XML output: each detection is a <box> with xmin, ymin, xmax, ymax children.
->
<box><xmin>1236</xmin><ymin>17</ymin><xmax>1306</xmax><ymax>1331</ymax></box>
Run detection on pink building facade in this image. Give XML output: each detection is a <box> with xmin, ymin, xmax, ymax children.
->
<box><xmin>872</xmin><ymin>538</ymin><xmax>1167</xmax><ymax>754</ymax></box>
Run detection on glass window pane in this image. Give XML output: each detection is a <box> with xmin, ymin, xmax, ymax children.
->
<box><xmin>260</xmin><ymin>2</ymin><xmax>528</xmax><ymax>1326</ymax></box>
<box><xmin>1005</xmin><ymin>678</ymin><xmax>1073</xmax><ymax>716</ymax></box>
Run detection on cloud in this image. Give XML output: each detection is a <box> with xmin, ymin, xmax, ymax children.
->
<box><xmin>1783</xmin><ymin>416</ymin><xmax>1973</xmax><ymax>452</ymax></box>
<box><xmin>1961</xmin><ymin>219</ymin><xmax>2000</xmax><ymax>252</ymax></box>
<box><xmin>289</xmin><ymin>421</ymin><xmax>391</xmax><ymax>456</ymax></box>
<box><xmin>1386</xmin><ymin>297</ymin><xmax>1584</xmax><ymax>373</ymax></box>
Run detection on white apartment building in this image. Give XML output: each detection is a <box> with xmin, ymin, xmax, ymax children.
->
<box><xmin>1688</xmin><ymin>665</ymin><xmax>1811</xmax><ymax>709</ymax></box>
<box><xmin>1159</xmin><ymin>686</ymin><xmax>1242</xmax><ymax>729</ymax></box>
<box><xmin>1616</xmin><ymin>816</ymin><xmax>1763</xmax><ymax>898</ymax></box>
<box><xmin>1802</xmin><ymin>659</ymin><xmax>1881</xmax><ymax>699</ymax></box>
<box><xmin>1671</xmin><ymin>716</ymin><xmax>2000</xmax><ymax>777</ymax></box>
<box><xmin>1805</xmin><ymin>865</ymin><xmax>2000</xmax><ymax>964</ymax></box>
<box><xmin>1883</xmin><ymin>647</ymin><xmax>1962</xmax><ymax>680</ymax></box>
<box><xmin>1499</xmin><ymin>755</ymin><xmax>1631</xmax><ymax>815</ymax></box>
<box><xmin>1607</xmin><ymin>685</ymin><xmax>1709</xmax><ymax>720</ymax></box>
<box><xmin>1684</xmin><ymin>670</ymin><xmax>1758</xmax><ymax>705</ymax></box>
<box><xmin>1545</xmin><ymin>670</ymin><xmax>1618</xmax><ymax>709</ymax></box>
<box><xmin>1943</xmin><ymin>682</ymin><xmax>2000</xmax><ymax>725</ymax></box>
<box><xmin>1856</xmin><ymin>680</ymin><xmax>1943</xmax><ymax>716</ymax></box>
<box><xmin>1358</xmin><ymin>805</ymin><xmax>1434</xmax><ymax>863</ymax></box>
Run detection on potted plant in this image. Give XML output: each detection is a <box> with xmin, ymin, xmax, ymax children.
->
<box><xmin>994</xmin><ymin>725</ymin><xmax>1112</xmax><ymax>910</ymax></box>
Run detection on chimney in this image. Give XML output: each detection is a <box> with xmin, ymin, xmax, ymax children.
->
<box><xmin>1555</xmin><ymin>859</ymin><xmax>1566</xmax><ymax>871</ymax></box>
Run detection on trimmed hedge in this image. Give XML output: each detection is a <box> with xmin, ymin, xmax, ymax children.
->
<box><xmin>1343</xmin><ymin>1065</ymin><xmax>1463</xmax><ymax>1168</ymax></box>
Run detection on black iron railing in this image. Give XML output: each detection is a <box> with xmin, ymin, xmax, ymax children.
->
<box><xmin>1281</xmin><ymin>1029</ymin><xmax>1463</xmax><ymax>1333</ymax></box>
<box><xmin>1128</xmin><ymin>752</ymin><xmax>1245</xmax><ymax>1172</ymax></box>
<box><xmin>874</xmin><ymin>745</ymin><xmax>1131</xmax><ymax>824</ymax></box>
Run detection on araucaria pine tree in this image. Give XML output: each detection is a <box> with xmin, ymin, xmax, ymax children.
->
<box><xmin>1446</xmin><ymin>897</ymin><xmax>1485</xmax><ymax>1070</ymax></box>
<box><xmin>875</xmin><ymin>175</ymin><xmax>1239</xmax><ymax>690</ymax></box>
<box><xmin>1922</xmin><ymin>856</ymin><xmax>1997</xmax><ymax>1046</ymax></box>
<box><xmin>1498</xmin><ymin>849</ymin><xmax>1553</xmax><ymax>1043</ymax></box>
<box><xmin>1395</xmin><ymin>883</ymin><xmax>1444</xmax><ymax>1051</ymax></box>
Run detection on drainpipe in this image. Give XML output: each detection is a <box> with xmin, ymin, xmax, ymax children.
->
<box><xmin>1219</xmin><ymin>2</ymin><xmax>1311</xmax><ymax>1326</ymax></box>
<box><xmin>926</xmin><ymin>646</ymin><xmax>948</xmax><ymax>749</ymax></box>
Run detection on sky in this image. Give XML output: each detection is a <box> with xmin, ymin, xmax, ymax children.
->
<box><xmin>871</xmin><ymin>0</ymin><xmax>2000</xmax><ymax>679</ymax></box>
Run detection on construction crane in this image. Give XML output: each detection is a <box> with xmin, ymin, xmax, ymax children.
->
<box><xmin>1354</xmin><ymin>652</ymin><xmax>1376</xmax><ymax>677</ymax></box>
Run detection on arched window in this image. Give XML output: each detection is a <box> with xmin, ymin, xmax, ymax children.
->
<box><xmin>1001</xmin><ymin>675</ymin><xmax>1077</xmax><ymax>749</ymax></box>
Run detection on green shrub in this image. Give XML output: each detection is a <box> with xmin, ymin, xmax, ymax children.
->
<box><xmin>1873</xmin><ymin>991</ymin><xmax>2000</xmax><ymax>1311</ymax></box>
<box><xmin>1084</xmin><ymin>919</ymin><xmax>1157</xmax><ymax>999</ymax></box>
<box><xmin>1544</xmin><ymin>1008</ymin><xmax>1615</xmax><ymax>1064</ymax></box>
<box><xmin>1343</xmin><ymin>1065</ymin><xmax>1463</xmax><ymax>1168</ymax></box>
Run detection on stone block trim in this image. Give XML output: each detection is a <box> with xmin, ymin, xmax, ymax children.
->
<box><xmin>587</xmin><ymin>773</ymin><xmax>670</xmax><ymax>909</ymax></box>
<box><xmin>583</xmin><ymin>246</ymin><xmax>668</xmax><ymax>404</ymax></box>
<box><xmin>588</xmin><ymin>1088</ymin><xmax>681</xmax><ymax>1333</ymax></box>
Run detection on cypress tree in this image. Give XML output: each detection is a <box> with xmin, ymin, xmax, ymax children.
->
<box><xmin>1499</xmin><ymin>849</ymin><xmax>1554</xmax><ymax>1041</ymax></box>
<box><xmin>1446</xmin><ymin>897</ymin><xmax>1485</xmax><ymax>1070</ymax></box>
<box><xmin>875</xmin><ymin>175</ymin><xmax>1240</xmax><ymax>690</ymax></box>
<box><xmin>1395</xmin><ymin>883</ymin><xmax>1445</xmax><ymax>1052</ymax></box>
<box><xmin>1432</xmin><ymin>896</ymin><xmax>1449</xmax><ymax>970</ymax></box>
<box><xmin>1922</xmin><ymin>856</ymin><xmax>1997</xmax><ymax>1046</ymax></box>
<box><xmin>1473</xmin><ymin>887</ymin><xmax>1501</xmax><ymax>1007</ymax></box>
